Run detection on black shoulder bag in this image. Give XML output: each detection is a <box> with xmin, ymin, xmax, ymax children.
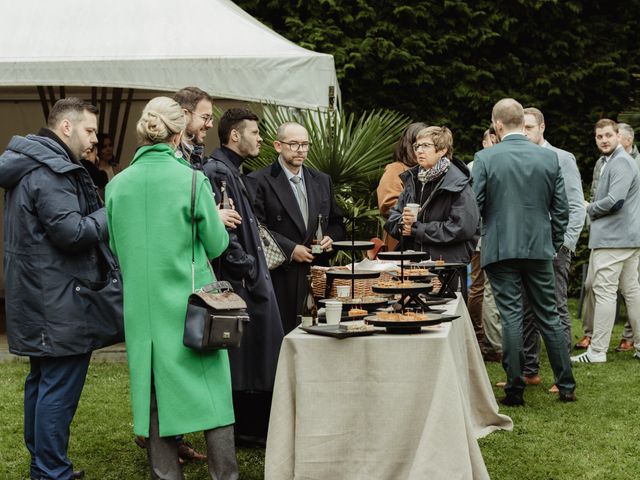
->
<box><xmin>183</xmin><ymin>170</ymin><xmax>250</xmax><ymax>351</ymax></box>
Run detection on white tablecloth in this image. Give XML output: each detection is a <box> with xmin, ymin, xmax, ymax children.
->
<box><xmin>265</xmin><ymin>295</ymin><xmax>512</xmax><ymax>479</ymax></box>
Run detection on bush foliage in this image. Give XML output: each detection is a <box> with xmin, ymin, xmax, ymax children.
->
<box><xmin>235</xmin><ymin>0</ymin><xmax>639</xmax><ymax>177</ymax></box>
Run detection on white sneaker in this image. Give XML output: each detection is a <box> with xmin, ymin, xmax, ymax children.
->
<box><xmin>570</xmin><ymin>349</ymin><xmax>606</xmax><ymax>364</ymax></box>
<box><xmin>633</xmin><ymin>351</ymin><xmax>640</xmax><ymax>361</ymax></box>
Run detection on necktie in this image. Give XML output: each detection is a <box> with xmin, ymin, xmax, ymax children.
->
<box><xmin>290</xmin><ymin>175</ymin><xmax>308</xmax><ymax>227</ymax></box>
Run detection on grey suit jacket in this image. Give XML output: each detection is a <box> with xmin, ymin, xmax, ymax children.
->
<box><xmin>588</xmin><ymin>145</ymin><xmax>640</xmax><ymax>248</ymax></box>
<box><xmin>472</xmin><ymin>133</ymin><xmax>568</xmax><ymax>268</ymax></box>
<box><xmin>543</xmin><ymin>141</ymin><xmax>585</xmax><ymax>252</ymax></box>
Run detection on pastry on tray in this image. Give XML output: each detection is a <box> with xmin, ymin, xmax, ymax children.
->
<box><xmin>374</xmin><ymin>280</ymin><xmax>414</xmax><ymax>288</ymax></box>
<box><xmin>348</xmin><ymin>307</ymin><xmax>368</xmax><ymax>317</ymax></box>
<box><xmin>391</xmin><ymin>267</ymin><xmax>431</xmax><ymax>277</ymax></box>
<box><xmin>339</xmin><ymin>321</ymin><xmax>375</xmax><ymax>332</ymax></box>
<box><xmin>374</xmin><ymin>311</ymin><xmax>429</xmax><ymax>322</ymax></box>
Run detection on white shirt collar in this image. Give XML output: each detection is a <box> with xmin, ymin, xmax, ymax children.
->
<box><xmin>501</xmin><ymin>131</ymin><xmax>526</xmax><ymax>140</ymax></box>
<box><xmin>278</xmin><ymin>156</ymin><xmax>304</xmax><ymax>184</ymax></box>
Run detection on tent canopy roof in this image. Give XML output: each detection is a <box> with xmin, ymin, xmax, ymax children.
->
<box><xmin>0</xmin><ymin>0</ymin><xmax>339</xmax><ymax>110</ymax></box>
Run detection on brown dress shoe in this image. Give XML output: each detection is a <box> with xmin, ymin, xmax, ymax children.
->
<box><xmin>524</xmin><ymin>374</ymin><xmax>541</xmax><ymax>386</ymax></box>
<box><xmin>574</xmin><ymin>336</ymin><xmax>591</xmax><ymax>350</ymax></box>
<box><xmin>177</xmin><ymin>440</ymin><xmax>207</xmax><ymax>462</ymax></box>
<box><xmin>615</xmin><ymin>339</ymin><xmax>634</xmax><ymax>352</ymax></box>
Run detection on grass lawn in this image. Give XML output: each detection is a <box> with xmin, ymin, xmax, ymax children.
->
<box><xmin>1</xmin><ymin>299</ymin><xmax>638</xmax><ymax>479</ymax></box>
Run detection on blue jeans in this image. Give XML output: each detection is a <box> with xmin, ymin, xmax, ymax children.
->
<box><xmin>25</xmin><ymin>353</ymin><xmax>91</xmax><ymax>480</ymax></box>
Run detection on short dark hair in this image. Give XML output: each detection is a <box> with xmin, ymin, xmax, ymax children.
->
<box><xmin>218</xmin><ymin>108</ymin><xmax>259</xmax><ymax>145</ymax></box>
<box><xmin>173</xmin><ymin>87</ymin><xmax>213</xmax><ymax>112</ymax></box>
<box><xmin>47</xmin><ymin>98</ymin><xmax>98</xmax><ymax>128</ymax></box>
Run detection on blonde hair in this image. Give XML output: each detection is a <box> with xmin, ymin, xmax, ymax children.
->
<box><xmin>136</xmin><ymin>96</ymin><xmax>186</xmax><ymax>145</ymax></box>
<box><xmin>417</xmin><ymin>126</ymin><xmax>454</xmax><ymax>159</ymax></box>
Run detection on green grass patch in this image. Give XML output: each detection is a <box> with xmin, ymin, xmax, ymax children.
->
<box><xmin>1</xmin><ymin>299</ymin><xmax>638</xmax><ymax>479</ymax></box>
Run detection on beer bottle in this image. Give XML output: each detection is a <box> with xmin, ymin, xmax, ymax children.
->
<box><xmin>300</xmin><ymin>274</ymin><xmax>318</xmax><ymax>326</ymax></box>
<box><xmin>220</xmin><ymin>180</ymin><xmax>231</xmax><ymax>209</ymax></box>
<box><xmin>311</xmin><ymin>213</ymin><xmax>324</xmax><ymax>254</ymax></box>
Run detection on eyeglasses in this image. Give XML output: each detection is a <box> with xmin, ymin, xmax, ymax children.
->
<box><xmin>189</xmin><ymin>111</ymin><xmax>214</xmax><ymax>125</ymax></box>
<box><xmin>412</xmin><ymin>142</ymin><xmax>435</xmax><ymax>152</ymax></box>
<box><xmin>279</xmin><ymin>141</ymin><xmax>312</xmax><ymax>152</ymax></box>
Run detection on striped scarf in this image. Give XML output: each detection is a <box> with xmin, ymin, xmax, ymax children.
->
<box><xmin>418</xmin><ymin>157</ymin><xmax>450</xmax><ymax>183</ymax></box>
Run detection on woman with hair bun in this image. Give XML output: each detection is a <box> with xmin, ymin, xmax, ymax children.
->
<box><xmin>106</xmin><ymin>96</ymin><xmax>238</xmax><ymax>478</ymax></box>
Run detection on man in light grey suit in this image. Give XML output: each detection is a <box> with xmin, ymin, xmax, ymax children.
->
<box><xmin>571</xmin><ymin>119</ymin><xmax>640</xmax><ymax>363</ymax></box>
<box><xmin>578</xmin><ymin>122</ymin><xmax>640</xmax><ymax>353</ymax></box>
<box><xmin>473</xmin><ymin>98</ymin><xmax>576</xmax><ymax>405</ymax></box>
<box><xmin>520</xmin><ymin>107</ymin><xmax>586</xmax><ymax>390</ymax></box>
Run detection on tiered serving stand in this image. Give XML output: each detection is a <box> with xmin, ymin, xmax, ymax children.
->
<box><xmin>318</xmin><ymin>239</ymin><xmax>389</xmax><ymax>317</ymax></box>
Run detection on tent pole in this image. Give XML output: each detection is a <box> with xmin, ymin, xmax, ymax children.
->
<box><xmin>115</xmin><ymin>88</ymin><xmax>134</xmax><ymax>165</ymax></box>
<box><xmin>59</xmin><ymin>86</ymin><xmax>66</xmax><ymax>99</ymax></box>
<box><xmin>36</xmin><ymin>86</ymin><xmax>49</xmax><ymax>122</ymax></box>
<box><xmin>109</xmin><ymin>88</ymin><xmax>123</xmax><ymax>140</ymax></box>
<box><xmin>98</xmin><ymin>87</ymin><xmax>108</xmax><ymax>134</ymax></box>
<box><xmin>46</xmin><ymin>87</ymin><xmax>56</xmax><ymax>107</ymax></box>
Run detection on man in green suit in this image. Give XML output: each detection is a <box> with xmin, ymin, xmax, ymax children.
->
<box><xmin>472</xmin><ymin>98</ymin><xmax>576</xmax><ymax>406</ymax></box>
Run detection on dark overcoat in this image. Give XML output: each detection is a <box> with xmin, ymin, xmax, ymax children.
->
<box><xmin>203</xmin><ymin>147</ymin><xmax>284</xmax><ymax>392</ymax></box>
<box><xmin>0</xmin><ymin>131</ymin><xmax>116</xmax><ymax>357</ymax></box>
<box><xmin>385</xmin><ymin>159</ymin><xmax>480</xmax><ymax>263</ymax></box>
<box><xmin>248</xmin><ymin>161</ymin><xmax>346</xmax><ymax>334</ymax></box>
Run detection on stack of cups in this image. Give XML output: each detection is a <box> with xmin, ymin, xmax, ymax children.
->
<box><xmin>324</xmin><ymin>300</ymin><xmax>343</xmax><ymax>325</ymax></box>
<box><xmin>336</xmin><ymin>285</ymin><xmax>351</xmax><ymax>298</ymax></box>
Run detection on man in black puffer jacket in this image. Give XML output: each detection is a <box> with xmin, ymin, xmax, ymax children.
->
<box><xmin>0</xmin><ymin>98</ymin><xmax>119</xmax><ymax>480</ymax></box>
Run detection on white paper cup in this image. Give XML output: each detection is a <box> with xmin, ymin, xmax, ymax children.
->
<box><xmin>406</xmin><ymin>203</ymin><xmax>420</xmax><ymax>218</ymax></box>
<box><xmin>324</xmin><ymin>301</ymin><xmax>342</xmax><ymax>325</ymax></box>
<box><xmin>336</xmin><ymin>285</ymin><xmax>351</xmax><ymax>298</ymax></box>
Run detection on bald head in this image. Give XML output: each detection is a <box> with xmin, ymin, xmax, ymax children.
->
<box><xmin>276</xmin><ymin>122</ymin><xmax>307</xmax><ymax>141</ymax></box>
<box><xmin>492</xmin><ymin>98</ymin><xmax>524</xmax><ymax>139</ymax></box>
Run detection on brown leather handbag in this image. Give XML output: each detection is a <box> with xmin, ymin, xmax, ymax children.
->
<box><xmin>183</xmin><ymin>281</ymin><xmax>249</xmax><ymax>351</ymax></box>
<box><xmin>183</xmin><ymin>171</ymin><xmax>249</xmax><ymax>352</ymax></box>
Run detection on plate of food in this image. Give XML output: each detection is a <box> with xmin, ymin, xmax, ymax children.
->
<box><xmin>371</xmin><ymin>280</ymin><xmax>433</xmax><ymax>294</ymax></box>
<box><xmin>365</xmin><ymin>312</ymin><xmax>459</xmax><ymax>333</ymax></box>
<box><xmin>319</xmin><ymin>296</ymin><xmax>391</xmax><ymax>312</ymax></box>
<box><xmin>300</xmin><ymin>323</ymin><xmax>377</xmax><ymax>339</ymax></box>
<box><xmin>377</xmin><ymin>251</ymin><xmax>429</xmax><ymax>262</ymax></box>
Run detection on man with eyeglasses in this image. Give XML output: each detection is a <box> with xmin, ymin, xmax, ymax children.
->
<box><xmin>173</xmin><ymin>87</ymin><xmax>216</xmax><ymax>171</ymax></box>
<box><xmin>249</xmin><ymin>121</ymin><xmax>346</xmax><ymax>334</ymax></box>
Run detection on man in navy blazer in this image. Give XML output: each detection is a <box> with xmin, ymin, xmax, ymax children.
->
<box><xmin>249</xmin><ymin>122</ymin><xmax>345</xmax><ymax>334</ymax></box>
<box><xmin>472</xmin><ymin>98</ymin><xmax>576</xmax><ymax>405</ymax></box>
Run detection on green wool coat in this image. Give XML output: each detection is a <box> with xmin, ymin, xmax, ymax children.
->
<box><xmin>105</xmin><ymin>143</ymin><xmax>232</xmax><ymax>437</ymax></box>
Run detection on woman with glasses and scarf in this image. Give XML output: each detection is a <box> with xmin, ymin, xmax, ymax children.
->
<box><xmin>385</xmin><ymin>126</ymin><xmax>479</xmax><ymax>264</ymax></box>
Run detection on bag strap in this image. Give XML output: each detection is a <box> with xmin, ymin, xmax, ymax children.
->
<box><xmin>191</xmin><ymin>169</ymin><xmax>197</xmax><ymax>293</ymax></box>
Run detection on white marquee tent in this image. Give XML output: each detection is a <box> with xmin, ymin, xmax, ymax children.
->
<box><xmin>0</xmin><ymin>0</ymin><xmax>340</xmax><ymax>110</ymax></box>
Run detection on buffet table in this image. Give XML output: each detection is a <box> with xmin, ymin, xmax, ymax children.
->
<box><xmin>264</xmin><ymin>295</ymin><xmax>513</xmax><ymax>480</ymax></box>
